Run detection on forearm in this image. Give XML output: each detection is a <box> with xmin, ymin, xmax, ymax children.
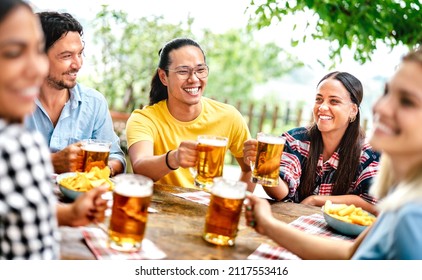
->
<box><xmin>235</xmin><ymin>157</ymin><xmax>255</xmax><ymax>192</ymax></box>
<box><xmin>56</xmin><ymin>203</ymin><xmax>73</xmax><ymax>227</ymax></box>
<box><xmin>51</xmin><ymin>152</ymin><xmax>63</xmax><ymax>174</ymax></box>
<box><xmin>239</xmin><ymin>170</ymin><xmax>255</xmax><ymax>192</ymax></box>
<box><xmin>264</xmin><ymin>217</ymin><xmax>354</xmax><ymax>260</ymax></box>
<box><xmin>263</xmin><ymin>178</ymin><xmax>289</xmax><ymax>201</ymax></box>
<box><xmin>108</xmin><ymin>158</ymin><xmax>125</xmax><ymax>177</ymax></box>
<box><xmin>132</xmin><ymin>151</ymin><xmax>179</xmax><ymax>182</ymax></box>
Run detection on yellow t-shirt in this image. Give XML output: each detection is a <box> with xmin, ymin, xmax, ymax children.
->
<box><xmin>126</xmin><ymin>97</ymin><xmax>250</xmax><ymax>188</ymax></box>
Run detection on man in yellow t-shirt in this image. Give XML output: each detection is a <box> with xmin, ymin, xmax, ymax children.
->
<box><xmin>126</xmin><ymin>38</ymin><xmax>252</xmax><ymax>189</ymax></box>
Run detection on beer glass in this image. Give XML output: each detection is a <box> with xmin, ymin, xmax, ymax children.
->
<box><xmin>81</xmin><ymin>139</ymin><xmax>111</xmax><ymax>172</ymax></box>
<box><xmin>194</xmin><ymin>135</ymin><xmax>228</xmax><ymax>190</ymax></box>
<box><xmin>251</xmin><ymin>132</ymin><xmax>285</xmax><ymax>187</ymax></box>
<box><xmin>203</xmin><ymin>177</ymin><xmax>247</xmax><ymax>246</ymax></box>
<box><xmin>108</xmin><ymin>174</ymin><xmax>153</xmax><ymax>252</ymax></box>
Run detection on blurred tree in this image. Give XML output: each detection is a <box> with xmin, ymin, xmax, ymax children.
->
<box><xmin>87</xmin><ymin>5</ymin><xmax>302</xmax><ymax>112</ymax></box>
<box><xmin>202</xmin><ymin>29</ymin><xmax>302</xmax><ymax>102</ymax></box>
<box><xmin>89</xmin><ymin>5</ymin><xmax>194</xmax><ymax>111</ymax></box>
<box><xmin>247</xmin><ymin>0</ymin><xmax>422</xmax><ymax>65</ymax></box>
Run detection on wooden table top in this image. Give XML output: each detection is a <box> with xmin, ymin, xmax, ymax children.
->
<box><xmin>59</xmin><ymin>184</ymin><xmax>321</xmax><ymax>260</ymax></box>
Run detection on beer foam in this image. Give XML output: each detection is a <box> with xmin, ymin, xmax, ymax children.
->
<box><xmin>114</xmin><ymin>181</ymin><xmax>153</xmax><ymax>197</ymax></box>
<box><xmin>213</xmin><ymin>187</ymin><xmax>245</xmax><ymax>199</ymax></box>
<box><xmin>257</xmin><ymin>135</ymin><xmax>285</xmax><ymax>145</ymax></box>
<box><xmin>198</xmin><ymin>138</ymin><xmax>228</xmax><ymax>147</ymax></box>
<box><xmin>212</xmin><ymin>180</ymin><xmax>246</xmax><ymax>199</ymax></box>
<box><xmin>82</xmin><ymin>143</ymin><xmax>110</xmax><ymax>152</ymax></box>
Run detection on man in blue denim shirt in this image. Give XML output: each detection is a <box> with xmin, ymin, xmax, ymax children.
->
<box><xmin>25</xmin><ymin>11</ymin><xmax>125</xmax><ymax>176</ymax></box>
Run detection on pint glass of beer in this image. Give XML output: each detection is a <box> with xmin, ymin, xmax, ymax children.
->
<box><xmin>81</xmin><ymin>139</ymin><xmax>111</xmax><ymax>172</ymax></box>
<box><xmin>203</xmin><ymin>177</ymin><xmax>247</xmax><ymax>246</ymax></box>
<box><xmin>108</xmin><ymin>174</ymin><xmax>153</xmax><ymax>252</ymax></box>
<box><xmin>251</xmin><ymin>132</ymin><xmax>285</xmax><ymax>187</ymax></box>
<box><xmin>194</xmin><ymin>135</ymin><xmax>228</xmax><ymax>190</ymax></box>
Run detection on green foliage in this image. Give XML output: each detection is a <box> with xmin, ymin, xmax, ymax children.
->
<box><xmin>86</xmin><ymin>5</ymin><xmax>303</xmax><ymax>112</ymax></box>
<box><xmin>89</xmin><ymin>5</ymin><xmax>195</xmax><ymax>111</ymax></box>
<box><xmin>247</xmin><ymin>0</ymin><xmax>422</xmax><ymax>65</ymax></box>
<box><xmin>202</xmin><ymin>29</ymin><xmax>302</xmax><ymax>102</ymax></box>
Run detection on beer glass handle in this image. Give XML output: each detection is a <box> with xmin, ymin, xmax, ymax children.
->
<box><xmin>249</xmin><ymin>159</ymin><xmax>255</xmax><ymax>172</ymax></box>
<box><xmin>189</xmin><ymin>167</ymin><xmax>197</xmax><ymax>178</ymax></box>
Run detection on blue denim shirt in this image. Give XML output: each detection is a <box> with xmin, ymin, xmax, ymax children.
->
<box><xmin>25</xmin><ymin>83</ymin><xmax>126</xmax><ymax>171</ymax></box>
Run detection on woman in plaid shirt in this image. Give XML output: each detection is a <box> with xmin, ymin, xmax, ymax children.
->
<box><xmin>245</xmin><ymin>47</ymin><xmax>422</xmax><ymax>260</ymax></box>
<box><xmin>244</xmin><ymin>72</ymin><xmax>380</xmax><ymax>215</ymax></box>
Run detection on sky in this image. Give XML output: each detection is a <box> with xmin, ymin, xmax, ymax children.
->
<box><xmin>30</xmin><ymin>0</ymin><xmax>409</xmax><ymax>125</ymax></box>
<box><xmin>31</xmin><ymin>0</ymin><xmax>407</xmax><ymax>76</ymax></box>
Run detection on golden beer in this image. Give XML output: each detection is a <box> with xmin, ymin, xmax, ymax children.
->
<box><xmin>203</xmin><ymin>178</ymin><xmax>246</xmax><ymax>246</ymax></box>
<box><xmin>194</xmin><ymin>135</ymin><xmax>228</xmax><ymax>190</ymax></box>
<box><xmin>251</xmin><ymin>133</ymin><xmax>285</xmax><ymax>186</ymax></box>
<box><xmin>81</xmin><ymin>140</ymin><xmax>111</xmax><ymax>172</ymax></box>
<box><xmin>108</xmin><ymin>174</ymin><xmax>153</xmax><ymax>252</ymax></box>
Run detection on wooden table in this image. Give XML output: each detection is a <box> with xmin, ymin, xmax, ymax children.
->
<box><xmin>59</xmin><ymin>184</ymin><xmax>321</xmax><ymax>260</ymax></box>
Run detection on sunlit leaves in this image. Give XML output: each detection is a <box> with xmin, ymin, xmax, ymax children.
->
<box><xmin>247</xmin><ymin>0</ymin><xmax>422</xmax><ymax>65</ymax></box>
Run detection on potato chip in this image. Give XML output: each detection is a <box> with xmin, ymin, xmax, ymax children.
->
<box><xmin>59</xmin><ymin>166</ymin><xmax>114</xmax><ymax>192</ymax></box>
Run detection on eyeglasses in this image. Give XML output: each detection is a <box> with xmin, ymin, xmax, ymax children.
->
<box><xmin>166</xmin><ymin>65</ymin><xmax>209</xmax><ymax>80</ymax></box>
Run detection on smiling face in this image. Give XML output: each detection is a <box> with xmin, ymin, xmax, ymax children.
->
<box><xmin>370</xmin><ymin>61</ymin><xmax>422</xmax><ymax>162</ymax></box>
<box><xmin>0</xmin><ymin>5</ymin><xmax>48</xmax><ymax>123</ymax></box>
<box><xmin>45</xmin><ymin>31</ymin><xmax>84</xmax><ymax>90</ymax></box>
<box><xmin>313</xmin><ymin>78</ymin><xmax>358</xmax><ymax>138</ymax></box>
<box><xmin>158</xmin><ymin>45</ymin><xmax>207</xmax><ymax>110</ymax></box>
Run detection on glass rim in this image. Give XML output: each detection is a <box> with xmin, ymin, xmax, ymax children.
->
<box><xmin>256</xmin><ymin>132</ymin><xmax>285</xmax><ymax>144</ymax></box>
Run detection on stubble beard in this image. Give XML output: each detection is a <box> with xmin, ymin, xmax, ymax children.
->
<box><xmin>46</xmin><ymin>75</ymin><xmax>76</xmax><ymax>90</ymax></box>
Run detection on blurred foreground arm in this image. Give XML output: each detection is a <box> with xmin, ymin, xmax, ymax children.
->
<box><xmin>57</xmin><ymin>185</ymin><xmax>108</xmax><ymax>227</ymax></box>
<box><xmin>244</xmin><ymin>193</ymin><xmax>361</xmax><ymax>259</ymax></box>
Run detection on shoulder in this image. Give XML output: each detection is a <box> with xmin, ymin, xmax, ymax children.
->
<box><xmin>0</xmin><ymin>123</ymin><xmax>48</xmax><ymax>156</ymax></box>
<box><xmin>131</xmin><ymin>101</ymin><xmax>165</xmax><ymax>117</ymax></box>
<box><xmin>283</xmin><ymin>127</ymin><xmax>310</xmax><ymax>141</ymax></box>
<box><xmin>392</xmin><ymin>203</ymin><xmax>422</xmax><ymax>250</ymax></box>
<box><xmin>396</xmin><ymin>202</ymin><xmax>422</xmax><ymax>218</ymax></box>
<box><xmin>127</xmin><ymin>101</ymin><xmax>166</xmax><ymax>125</ymax></box>
<box><xmin>361</xmin><ymin>142</ymin><xmax>381</xmax><ymax>161</ymax></box>
<box><xmin>202</xmin><ymin>97</ymin><xmax>241</xmax><ymax>117</ymax></box>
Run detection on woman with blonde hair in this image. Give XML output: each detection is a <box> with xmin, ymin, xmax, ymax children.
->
<box><xmin>245</xmin><ymin>47</ymin><xmax>422</xmax><ymax>259</ymax></box>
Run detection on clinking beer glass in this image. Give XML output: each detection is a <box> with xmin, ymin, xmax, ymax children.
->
<box><xmin>251</xmin><ymin>132</ymin><xmax>285</xmax><ymax>187</ymax></box>
<box><xmin>193</xmin><ymin>135</ymin><xmax>228</xmax><ymax>190</ymax></box>
<box><xmin>108</xmin><ymin>174</ymin><xmax>153</xmax><ymax>252</ymax></box>
<box><xmin>203</xmin><ymin>177</ymin><xmax>247</xmax><ymax>246</ymax></box>
<box><xmin>81</xmin><ymin>139</ymin><xmax>111</xmax><ymax>172</ymax></box>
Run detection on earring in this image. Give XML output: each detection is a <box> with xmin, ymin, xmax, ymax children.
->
<box><xmin>349</xmin><ymin>116</ymin><xmax>356</xmax><ymax>123</ymax></box>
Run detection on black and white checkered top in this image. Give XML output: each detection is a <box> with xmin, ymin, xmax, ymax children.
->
<box><xmin>0</xmin><ymin>120</ymin><xmax>59</xmax><ymax>259</ymax></box>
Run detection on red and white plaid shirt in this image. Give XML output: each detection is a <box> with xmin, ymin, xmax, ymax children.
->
<box><xmin>280</xmin><ymin>127</ymin><xmax>380</xmax><ymax>204</ymax></box>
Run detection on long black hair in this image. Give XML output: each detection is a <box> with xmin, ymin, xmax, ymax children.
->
<box><xmin>149</xmin><ymin>38</ymin><xmax>205</xmax><ymax>105</ymax></box>
<box><xmin>299</xmin><ymin>71</ymin><xmax>365</xmax><ymax>201</ymax></box>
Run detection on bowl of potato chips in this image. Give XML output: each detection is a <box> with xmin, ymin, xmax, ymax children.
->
<box><xmin>322</xmin><ymin>200</ymin><xmax>376</xmax><ymax>236</ymax></box>
<box><xmin>56</xmin><ymin>166</ymin><xmax>114</xmax><ymax>201</ymax></box>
